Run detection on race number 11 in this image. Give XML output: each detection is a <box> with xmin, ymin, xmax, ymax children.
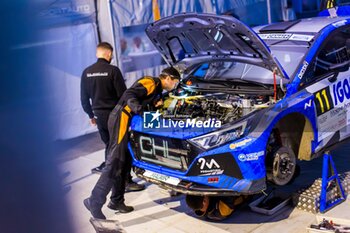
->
<box><xmin>314</xmin><ymin>87</ymin><xmax>333</xmax><ymax>116</ymax></box>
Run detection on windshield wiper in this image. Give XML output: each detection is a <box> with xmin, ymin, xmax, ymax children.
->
<box><xmin>223</xmin><ymin>78</ymin><xmax>270</xmax><ymax>89</ymax></box>
<box><xmin>184</xmin><ymin>86</ymin><xmax>274</xmax><ymax>95</ymax></box>
<box><xmin>185</xmin><ymin>76</ymin><xmax>271</xmax><ymax>90</ymax></box>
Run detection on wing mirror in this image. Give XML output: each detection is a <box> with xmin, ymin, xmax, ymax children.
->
<box><xmin>327</xmin><ymin>60</ymin><xmax>350</xmax><ymax>83</ymax></box>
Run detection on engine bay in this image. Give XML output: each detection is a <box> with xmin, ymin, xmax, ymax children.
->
<box><xmin>162</xmin><ymin>89</ymin><xmax>276</xmax><ymax>124</ymax></box>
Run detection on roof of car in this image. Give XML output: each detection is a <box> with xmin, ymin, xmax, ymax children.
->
<box><xmin>254</xmin><ymin>16</ymin><xmax>350</xmax><ymax>34</ymax></box>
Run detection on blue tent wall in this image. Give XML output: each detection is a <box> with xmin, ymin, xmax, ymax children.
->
<box><xmin>42</xmin><ymin>0</ymin><xmax>99</xmax><ymax>139</ymax></box>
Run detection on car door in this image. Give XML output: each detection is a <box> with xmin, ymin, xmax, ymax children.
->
<box><xmin>299</xmin><ymin>25</ymin><xmax>350</xmax><ymax>151</ymax></box>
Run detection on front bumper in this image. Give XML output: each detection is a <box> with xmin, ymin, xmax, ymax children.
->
<box><xmin>129</xmin><ymin>128</ymin><xmax>268</xmax><ymax>196</ymax></box>
<box><xmin>134</xmin><ymin>167</ymin><xmax>265</xmax><ymax>196</ymax></box>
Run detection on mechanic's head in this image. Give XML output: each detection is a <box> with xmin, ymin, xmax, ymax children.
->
<box><xmin>96</xmin><ymin>42</ymin><xmax>113</xmax><ymax>63</ymax></box>
<box><xmin>159</xmin><ymin>67</ymin><xmax>180</xmax><ymax>91</ymax></box>
<box><xmin>185</xmin><ymin>195</ymin><xmax>210</xmax><ymax>216</ymax></box>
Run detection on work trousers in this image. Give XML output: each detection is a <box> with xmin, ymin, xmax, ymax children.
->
<box><xmin>89</xmin><ymin>105</ymin><xmax>132</xmax><ymax>210</ymax></box>
<box><xmin>94</xmin><ymin>110</ymin><xmax>111</xmax><ymax>161</ymax></box>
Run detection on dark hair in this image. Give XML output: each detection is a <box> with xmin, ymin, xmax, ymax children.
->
<box><xmin>185</xmin><ymin>195</ymin><xmax>204</xmax><ymax>210</ymax></box>
<box><xmin>97</xmin><ymin>42</ymin><xmax>113</xmax><ymax>52</ymax></box>
<box><xmin>160</xmin><ymin>67</ymin><xmax>181</xmax><ymax>80</ymax></box>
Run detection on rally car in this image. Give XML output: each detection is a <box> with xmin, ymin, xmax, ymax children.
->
<box><xmin>128</xmin><ymin>8</ymin><xmax>350</xmax><ymax>198</ymax></box>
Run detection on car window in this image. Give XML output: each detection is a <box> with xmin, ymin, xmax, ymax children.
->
<box><xmin>299</xmin><ymin>27</ymin><xmax>350</xmax><ymax>88</ymax></box>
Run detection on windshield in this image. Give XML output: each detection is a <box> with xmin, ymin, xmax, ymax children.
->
<box><xmin>189</xmin><ymin>39</ymin><xmax>310</xmax><ymax>84</ymax></box>
<box><xmin>268</xmin><ymin>40</ymin><xmax>309</xmax><ymax>78</ymax></box>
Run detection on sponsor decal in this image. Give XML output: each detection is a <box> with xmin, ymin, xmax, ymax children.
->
<box><xmin>304</xmin><ymin>99</ymin><xmax>313</xmax><ymax>110</ymax></box>
<box><xmin>197</xmin><ymin>158</ymin><xmax>223</xmax><ymax>175</ymax></box>
<box><xmin>317</xmin><ymin>108</ymin><xmax>346</xmax><ymax>142</ymax></box>
<box><xmin>229</xmin><ymin>138</ymin><xmax>252</xmax><ymax>149</ymax></box>
<box><xmin>298</xmin><ymin>61</ymin><xmax>309</xmax><ymax>79</ymax></box>
<box><xmin>198</xmin><ymin>158</ymin><xmax>220</xmax><ymax>169</ymax></box>
<box><xmin>207</xmin><ymin>177</ymin><xmax>219</xmax><ymax>183</ymax></box>
<box><xmin>259</xmin><ymin>33</ymin><xmax>292</xmax><ymax>40</ymax></box>
<box><xmin>259</xmin><ymin>33</ymin><xmax>313</xmax><ymax>42</ymax></box>
<box><xmin>136</xmin><ymin>133</ymin><xmax>186</xmax><ymax>170</ymax></box>
<box><xmin>238</xmin><ymin>151</ymin><xmax>264</xmax><ymax>162</ymax></box>
<box><xmin>139</xmin><ymin>135</ymin><xmax>169</xmax><ymax>158</ymax></box>
<box><xmin>332</xmin><ymin>78</ymin><xmax>350</xmax><ymax>106</ymax></box>
<box><xmin>143</xmin><ymin>110</ymin><xmax>221</xmax><ymax>129</ymax></box>
<box><xmin>315</xmin><ymin>78</ymin><xmax>350</xmax><ymax>142</ymax></box>
<box><xmin>318</xmin><ymin>114</ymin><xmax>328</xmax><ymax>125</ymax></box>
<box><xmin>289</xmin><ymin>34</ymin><xmax>314</xmax><ymax>42</ymax></box>
<box><xmin>332</xmin><ymin>20</ymin><xmax>347</xmax><ymax>28</ymax></box>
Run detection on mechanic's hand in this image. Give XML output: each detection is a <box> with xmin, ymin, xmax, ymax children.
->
<box><xmin>154</xmin><ymin>99</ymin><xmax>163</xmax><ymax>108</ymax></box>
<box><xmin>90</xmin><ymin>118</ymin><xmax>97</xmax><ymax>126</ymax></box>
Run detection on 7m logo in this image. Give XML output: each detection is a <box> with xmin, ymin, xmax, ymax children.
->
<box><xmin>198</xmin><ymin>158</ymin><xmax>220</xmax><ymax>170</ymax></box>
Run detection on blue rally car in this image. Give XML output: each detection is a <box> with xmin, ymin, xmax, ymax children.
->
<box><xmin>128</xmin><ymin>9</ymin><xmax>350</xmax><ymax>198</ymax></box>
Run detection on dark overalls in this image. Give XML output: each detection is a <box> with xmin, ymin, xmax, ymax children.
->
<box><xmin>80</xmin><ymin>58</ymin><xmax>126</xmax><ymax>161</ymax></box>
<box><xmin>89</xmin><ymin>76</ymin><xmax>162</xmax><ymax>210</ymax></box>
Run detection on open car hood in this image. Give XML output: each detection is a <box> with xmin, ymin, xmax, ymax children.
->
<box><xmin>146</xmin><ymin>13</ymin><xmax>289</xmax><ymax>79</ymax></box>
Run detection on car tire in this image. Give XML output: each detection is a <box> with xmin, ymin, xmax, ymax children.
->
<box><xmin>266</xmin><ymin>146</ymin><xmax>296</xmax><ymax>186</ymax></box>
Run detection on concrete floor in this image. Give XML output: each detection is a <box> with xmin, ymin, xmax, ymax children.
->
<box><xmin>58</xmin><ymin>133</ymin><xmax>350</xmax><ymax>233</ymax></box>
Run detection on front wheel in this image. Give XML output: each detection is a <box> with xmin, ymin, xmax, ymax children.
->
<box><xmin>266</xmin><ymin>146</ymin><xmax>296</xmax><ymax>186</ymax></box>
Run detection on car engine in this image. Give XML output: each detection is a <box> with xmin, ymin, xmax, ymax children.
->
<box><xmin>162</xmin><ymin>92</ymin><xmax>274</xmax><ymax>124</ymax></box>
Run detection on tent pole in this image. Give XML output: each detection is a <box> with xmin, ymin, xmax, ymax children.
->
<box><xmin>94</xmin><ymin>0</ymin><xmax>101</xmax><ymax>42</ymax></box>
<box><xmin>267</xmin><ymin>0</ymin><xmax>272</xmax><ymax>24</ymax></box>
<box><xmin>107</xmin><ymin>0</ymin><xmax>118</xmax><ymax>66</ymax></box>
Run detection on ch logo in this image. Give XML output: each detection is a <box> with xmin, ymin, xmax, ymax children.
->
<box><xmin>198</xmin><ymin>158</ymin><xmax>220</xmax><ymax>170</ymax></box>
<box><xmin>139</xmin><ymin>136</ymin><xmax>168</xmax><ymax>158</ymax></box>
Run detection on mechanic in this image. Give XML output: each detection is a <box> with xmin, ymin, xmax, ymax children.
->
<box><xmin>80</xmin><ymin>42</ymin><xmax>144</xmax><ymax>192</ymax></box>
<box><xmin>84</xmin><ymin>67</ymin><xmax>181</xmax><ymax>219</ymax></box>
<box><xmin>185</xmin><ymin>195</ymin><xmax>248</xmax><ymax>220</ymax></box>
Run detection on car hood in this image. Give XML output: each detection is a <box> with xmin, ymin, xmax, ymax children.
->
<box><xmin>146</xmin><ymin>13</ymin><xmax>289</xmax><ymax>79</ymax></box>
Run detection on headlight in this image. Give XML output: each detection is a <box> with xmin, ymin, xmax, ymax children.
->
<box><xmin>189</xmin><ymin>121</ymin><xmax>247</xmax><ymax>150</ymax></box>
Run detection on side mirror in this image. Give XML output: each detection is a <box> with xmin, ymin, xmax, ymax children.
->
<box><xmin>327</xmin><ymin>60</ymin><xmax>350</xmax><ymax>83</ymax></box>
<box><xmin>328</xmin><ymin>72</ymin><xmax>339</xmax><ymax>83</ymax></box>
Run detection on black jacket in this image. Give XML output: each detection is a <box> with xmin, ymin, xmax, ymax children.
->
<box><xmin>80</xmin><ymin>58</ymin><xmax>126</xmax><ymax>118</ymax></box>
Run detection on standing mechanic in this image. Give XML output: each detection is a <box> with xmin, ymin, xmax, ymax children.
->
<box><xmin>80</xmin><ymin>42</ymin><xmax>144</xmax><ymax>191</ymax></box>
<box><xmin>84</xmin><ymin>67</ymin><xmax>181</xmax><ymax>219</ymax></box>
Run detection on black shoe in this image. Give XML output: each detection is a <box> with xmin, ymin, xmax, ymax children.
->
<box><xmin>107</xmin><ymin>201</ymin><xmax>134</xmax><ymax>213</ymax></box>
<box><xmin>83</xmin><ymin>198</ymin><xmax>106</xmax><ymax>219</ymax></box>
<box><xmin>125</xmin><ymin>181</ymin><xmax>145</xmax><ymax>192</ymax></box>
<box><xmin>91</xmin><ymin>162</ymin><xmax>106</xmax><ymax>174</ymax></box>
